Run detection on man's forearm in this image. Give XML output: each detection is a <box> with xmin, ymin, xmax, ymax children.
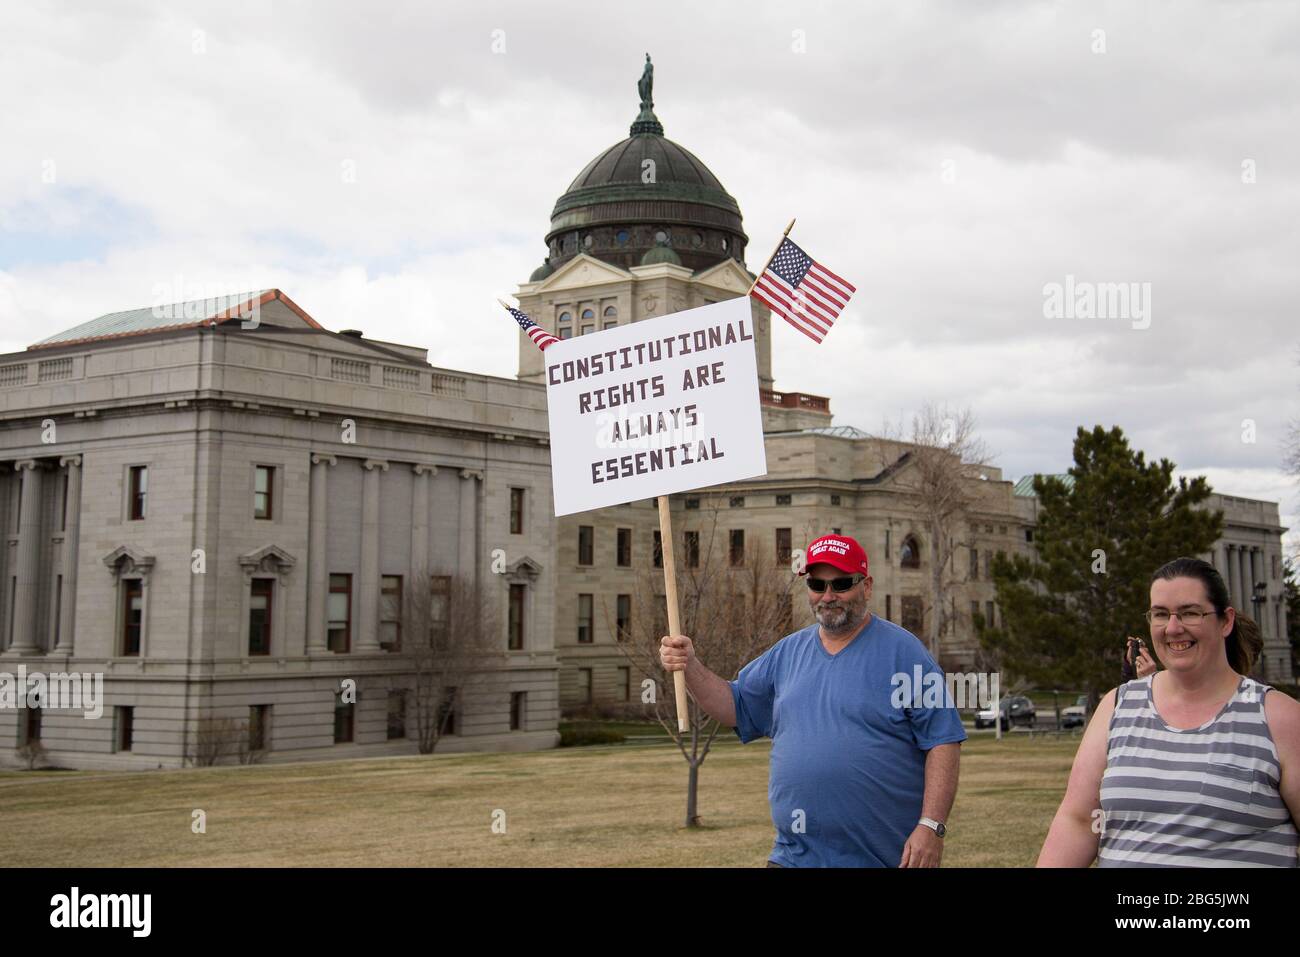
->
<box><xmin>921</xmin><ymin>743</ymin><xmax>960</xmax><ymax>822</ymax></box>
<box><xmin>683</xmin><ymin>656</ymin><xmax>736</xmax><ymax>727</ymax></box>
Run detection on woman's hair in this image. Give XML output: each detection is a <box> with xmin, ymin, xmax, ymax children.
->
<box><xmin>1150</xmin><ymin>557</ymin><xmax>1262</xmax><ymax>674</ymax></box>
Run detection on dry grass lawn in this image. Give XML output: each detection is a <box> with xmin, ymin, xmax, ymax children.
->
<box><xmin>0</xmin><ymin>733</ymin><xmax>1079</xmax><ymax>867</ymax></box>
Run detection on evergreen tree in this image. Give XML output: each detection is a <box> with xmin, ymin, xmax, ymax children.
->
<box><xmin>980</xmin><ymin>426</ymin><xmax>1223</xmax><ymax>705</ymax></box>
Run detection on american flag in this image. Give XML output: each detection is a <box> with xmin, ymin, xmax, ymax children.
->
<box><xmin>503</xmin><ymin>302</ymin><xmax>559</xmax><ymax>351</ymax></box>
<box><xmin>750</xmin><ymin>238</ymin><xmax>856</xmax><ymax>344</ymax></box>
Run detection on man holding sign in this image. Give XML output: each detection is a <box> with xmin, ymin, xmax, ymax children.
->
<box><xmin>660</xmin><ymin>534</ymin><xmax>965</xmax><ymax>867</ymax></box>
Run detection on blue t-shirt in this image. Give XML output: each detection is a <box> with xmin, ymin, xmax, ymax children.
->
<box><xmin>729</xmin><ymin>614</ymin><xmax>966</xmax><ymax>867</ymax></box>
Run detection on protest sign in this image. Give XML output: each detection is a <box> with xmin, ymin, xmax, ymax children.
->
<box><xmin>543</xmin><ymin>296</ymin><xmax>767</xmax><ymax>516</ymax></box>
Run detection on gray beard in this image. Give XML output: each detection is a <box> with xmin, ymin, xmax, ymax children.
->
<box><xmin>816</xmin><ymin>602</ymin><xmax>864</xmax><ymax>635</ymax></box>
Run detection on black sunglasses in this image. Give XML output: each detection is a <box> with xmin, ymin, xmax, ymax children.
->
<box><xmin>805</xmin><ymin>575</ymin><xmax>862</xmax><ymax>594</ymax></box>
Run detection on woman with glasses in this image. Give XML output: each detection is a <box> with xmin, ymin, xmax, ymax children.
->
<box><xmin>1038</xmin><ymin>556</ymin><xmax>1299</xmax><ymax>867</ymax></box>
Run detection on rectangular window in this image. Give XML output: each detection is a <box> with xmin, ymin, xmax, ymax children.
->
<box><xmin>986</xmin><ymin>601</ymin><xmax>996</xmax><ymax>629</ymax></box>
<box><xmin>775</xmin><ymin>528</ymin><xmax>792</xmax><ymax>564</ymax></box>
<box><xmin>730</xmin><ymin>496</ymin><xmax>745</xmax><ymax>508</ymax></box>
<box><xmin>1025</xmin><ymin>528</ymin><xmax>1034</xmax><ymax>543</ymax></box>
<box><xmin>603</xmin><ymin>321</ymin><xmax>617</xmax><ymax>331</ymax></box>
<box><xmin>115</xmin><ymin>706</ymin><xmax>134</xmax><ymax>752</ymax></box>
<box><xmin>438</xmin><ymin>687</ymin><xmax>457</xmax><ymax>736</ymax></box>
<box><xmin>885</xmin><ymin>529</ymin><xmax>891</xmax><ymax>560</ymax></box>
<box><xmin>618</xmin><ymin>667</ymin><xmax>631</xmax><ymax>702</ymax></box>
<box><xmin>616</xmin><ymin>594</ymin><xmax>631</xmax><ymax>642</ymax></box>
<box><xmin>578</xmin><ymin>525</ymin><xmax>594</xmax><ymax>565</ymax></box>
<box><xmin>969</xmin><ymin>548</ymin><xmax>979</xmax><ymax>580</ymax></box>
<box><xmin>128</xmin><ymin>466</ymin><xmax>147</xmax><ymax>520</ymax></box>
<box><xmin>328</xmin><ymin>574</ymin><xmax>352</xmax><ymax>653</ymax></box>
<box><xmin>581</xmin><ymin>324</ymin><xmax>594</xmax><ymax>336</ymax></box>
<box><xmin>334</xmin><ymin>694</ymin><xmax>354</xmax><ymax>743</ymax></box>
<box><xmin>901</xmin><ymin>596</ymin><xmax>924</xmax><ymax>635</ymax></box>
<box><xmin>971</xmin><ymin>600</ymin><xmax>981</xmax><ymax>623</ymax></box>
<box><xmin>775</xmin><ymin>494</ymin><xmax>792</xmax><ymax>506</ymax></box>
<box><xmin>254</xmin><ymin>465</ymin><xmax>274</xmax><ymax>520</ymax></box>
<box><xmin>730</xmin><ymin>529</ymin><xmax>745</xmax><ymax>567</ymax></box>
<box><xmin>121</xmin><ymin>579</ymin><xmax>143</xmax><ymax>656</ymax></box>
<box><xmin>24</xmin><ymin>706</ymin><xmax>41</xmax><ymax>744</ymax></box>
<box><xmin>578</xmin><ymin>668</ymin><xmax>593</xmax><ymax>705</ymax></box>
<box><xmin>510</xmin><ymin>691</ymin><xmax>526</xmax><ymax>730</ymax></box>
<box><xmin>509</xmin><ymin>487</ymin><xmax>525</xmax><ymax>535</ymax></box>
<box><xmin>685</xmin><ymin>497</ymin><xmax>700</xmax><ymax>510</ymax></box>
<box><xmin>617</xmin><ymin>528</ymin><xmax>632</xmax><ymax>567</ymax></box>
<box><xmin>380</xmin><ymin>575</ymin><xmax>402</xmax><ymax>651</ymax></box>
<box><xmin>249</xmin><ymin>705</ymin><xmax>269</xmax><ymax>751</ymax></box>
<box><xmin>885</xmin><ymin>594</ymin><xmax>892</xmax><ymax>621</ymax></box>
<box><xmin>248</xmin><ymin>579</ymin><xmax>273</xmax><ymax>655</ymax></box>
<box><xmin>387</xmin><ymin>691</ymin><xmax>407</xmax><ymax>740</ymax></box>
<box><xmin>61</xmin><ymin>473</ymin><xmax>69</xmax><ymax>531</ymax></box>
<box><xmin>830</xmin><ymin>494</ymin><xmax>841</xmax><ymax>506</ymax></box>
<box><xmin>430</xmin><ymin>576</ymin><xmax>451</xmax><ymax>643</ymax></box>
<box><xmin>508</xmin><ymin>584</ymin><xmax>525</xmax><ymax>650</ymax></box>
<box><xmin>577</xmin><ymin>594</ymin><xmax>594</xmax><ymax>644</ymax></box>
<box><xmin>983</xmin><ymin>552</ymin><xmax>992</xmax><ymax>578</ymax></box>
<box><xmin>653</xmin><ymin>531</ymin><xmax>663</xmax><ymax>568</ymax></box>
<box><xmin>559</xmin><ymin>327</ymin><xmax>572</xmax><ymax>340</ymax></box>
<box><xmin>684</xmin><ymin>530</ymin><xmax>700</xmax><ymax>568</ymax></box>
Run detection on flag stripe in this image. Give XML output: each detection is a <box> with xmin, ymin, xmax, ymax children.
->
<box><xmin>810</xmin><ymin>263</ymin><xmax>855</xmax><ymax>296</ymax></box>
<box><xmin>751</xmin><ymin>287</ymin><xmax>829</xmax><ymax>343</ymax></box>
<box><xmin>752</xmin><ymin>279</ymin><xmax>832</xmax><ymax>333</ymax></box>
<box><xmin>755</xmin><ymin>275</ymin><xmax>835</xmax><ymax>330</ymax></box>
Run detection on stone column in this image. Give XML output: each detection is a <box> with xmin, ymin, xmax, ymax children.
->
<box><xmin>411</xmin><ymin>465</ymin><xmax>436</xmax><ymax>577</ymax></box>
<box><xmin>54</xmin><ymin>455</ymin><xmax>82</xmax><ymax>655</ymax></box>
<box><xmin>459</xmin><ymin>470</ymin><xmax>484</xmax><ymax>590</ymax></box>
<box><xmin>306</xmin><ymin>454</ymin><xmax>336</xmax><ymax>655</ymax></box>
<box><xmin>1238</xmin><ymin>547</ymin><xmax>1250</xmax><ymax>613</ymax></box>
<box><xmin>1224</xmin><ymin>545</ymin><xmax>1238</xmax><ymax>607</ymax></box>
<box><xmin>1250</xmin><ymin>547</ymin><xmax>1263</xmax><ymax>632</ymax></box>
<box><xmin>5</xmin><ymin>460</ymin><xmax>44</xmax><ymax>655</ymax></box>
<box><xmin>358</xmin><ymin>459</ymin><xmax>388</xmax><ymax>652</ymax></box>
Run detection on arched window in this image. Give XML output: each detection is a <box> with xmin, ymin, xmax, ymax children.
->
<box><xmin>581</xmin><ymin>309</ymin><xmax>594</xmax><ymax>321</ymax></box>
<box><xmin>900</xmin><ymin>535</ymin><xmax>921</xmax><ymax>569</ymax></box>
<box><xmin>558</xmin><ymin>312</ymin><xmax>571</xmax><ymax>325</ymax></box>
<box><xmin>603</xmin><ymin>306</ymin><xmax>617</xmax><ymax>317</ymax></box>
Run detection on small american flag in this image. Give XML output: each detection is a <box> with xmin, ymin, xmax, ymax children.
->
<box><xmin>750</xmin><ymin>238</ymin><xmax>856</xmax><ymax>344</ymax></box>
<box><xmin>504</xmin><ymin>302</ymin><xmax>559</xmax><ymax>351</ymax></box>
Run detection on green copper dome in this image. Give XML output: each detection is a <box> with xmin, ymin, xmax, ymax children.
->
<box><xmin>539</xmin><ymin>55</ymin><xmax>748</xmax><ymax>274</ymax></box>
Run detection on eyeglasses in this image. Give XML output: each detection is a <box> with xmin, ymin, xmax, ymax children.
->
<box><xmin>1144</xmin><ymin>608</ymin><xmax>1219</xmax><ymax>627</ymax></box>
<box><xmin>805</xmin><ymin>575</ymin><xmax>862</xmax><ymax>594</ymax></box>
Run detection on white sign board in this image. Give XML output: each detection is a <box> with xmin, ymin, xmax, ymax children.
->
<box><xmin>544</xmin><ymin>297</ymin><xmax>768</xmax><ymax>516</ymax></box>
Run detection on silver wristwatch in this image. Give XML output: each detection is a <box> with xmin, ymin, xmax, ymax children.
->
<box><xmin>918</xmin><ymin>816</ymin><xmax>946</xmax><ymax>838</ymax></box>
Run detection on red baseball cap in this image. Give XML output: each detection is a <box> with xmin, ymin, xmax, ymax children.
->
<box><xmin>802</xmin><ymin>534</ymin><xmax>869</xmax><ymax>576</ymax></box>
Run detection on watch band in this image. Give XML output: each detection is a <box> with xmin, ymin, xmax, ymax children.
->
<box><xmin>918</xmin><ymin>816</ymin><xmax>946</xmax><ymax>837</ymax></box>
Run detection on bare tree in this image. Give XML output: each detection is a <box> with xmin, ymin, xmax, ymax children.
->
<box><xmin>398</xmin><ymin>569</ymin><xmax>500</xmax><ymax>755</ymax></box>
<box><xmin>881</xmin><ymin>403</ymin><xmax>993</xmax><ymax>660</ymax></box>
<box><xmin>615</xmin><ymin>503</ymin><xmax>800</xmax><ymax>828</ymax></box>
<box><xmin>188</xmin><ymin>717</ymin><xmax>245</xmax><ymax>767</ymax></box>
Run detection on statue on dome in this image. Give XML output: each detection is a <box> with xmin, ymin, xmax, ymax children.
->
<box><xmin>638</xmin><ymin>54</ymin><xmax>654</xmax><ymax>111</ymax></box>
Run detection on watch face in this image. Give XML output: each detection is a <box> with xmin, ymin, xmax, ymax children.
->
<box><xmin>935</xmin><ymin>822</ymin><xmax>946</xmax><ymax>837</ymax></box>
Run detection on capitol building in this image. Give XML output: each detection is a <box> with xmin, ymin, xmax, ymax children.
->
<box><xmin>0</xmin><ymin>61</ymin><xmax>1290</xmax><ymax>768</ymax></box>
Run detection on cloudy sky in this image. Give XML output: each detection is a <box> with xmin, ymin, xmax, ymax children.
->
<box><xmin>2</xmin><ymin>1</ymin><xmax>1297</xmax><ymax>550</ymax></box>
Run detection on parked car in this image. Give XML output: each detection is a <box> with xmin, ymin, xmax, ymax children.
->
<box><xmin>975</xmin><ymin>695</ymin><xmax>1036</xmax><ymax>731</ymax></box>
<box><xmin>1061</xmin><ymin>695</ymin><xmax>1088</xmax><ymax>729</ymax></box>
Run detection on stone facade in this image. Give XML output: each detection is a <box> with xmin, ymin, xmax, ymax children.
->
<box><xmin>0</xmin><ymin>294</ymin><xmax>559</xmax><ymax>769</ymax></box>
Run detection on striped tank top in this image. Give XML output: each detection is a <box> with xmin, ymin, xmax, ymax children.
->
<box><xmin>1099</xmin><ymin>674</ymin><xmax>1298</xmax><ymax>867</ymax></box>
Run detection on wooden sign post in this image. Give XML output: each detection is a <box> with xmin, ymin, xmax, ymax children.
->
<box><xmin>540</xmin><ymin>296</ymin><xmax>768</xmax><ymax>734</ymax></box>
